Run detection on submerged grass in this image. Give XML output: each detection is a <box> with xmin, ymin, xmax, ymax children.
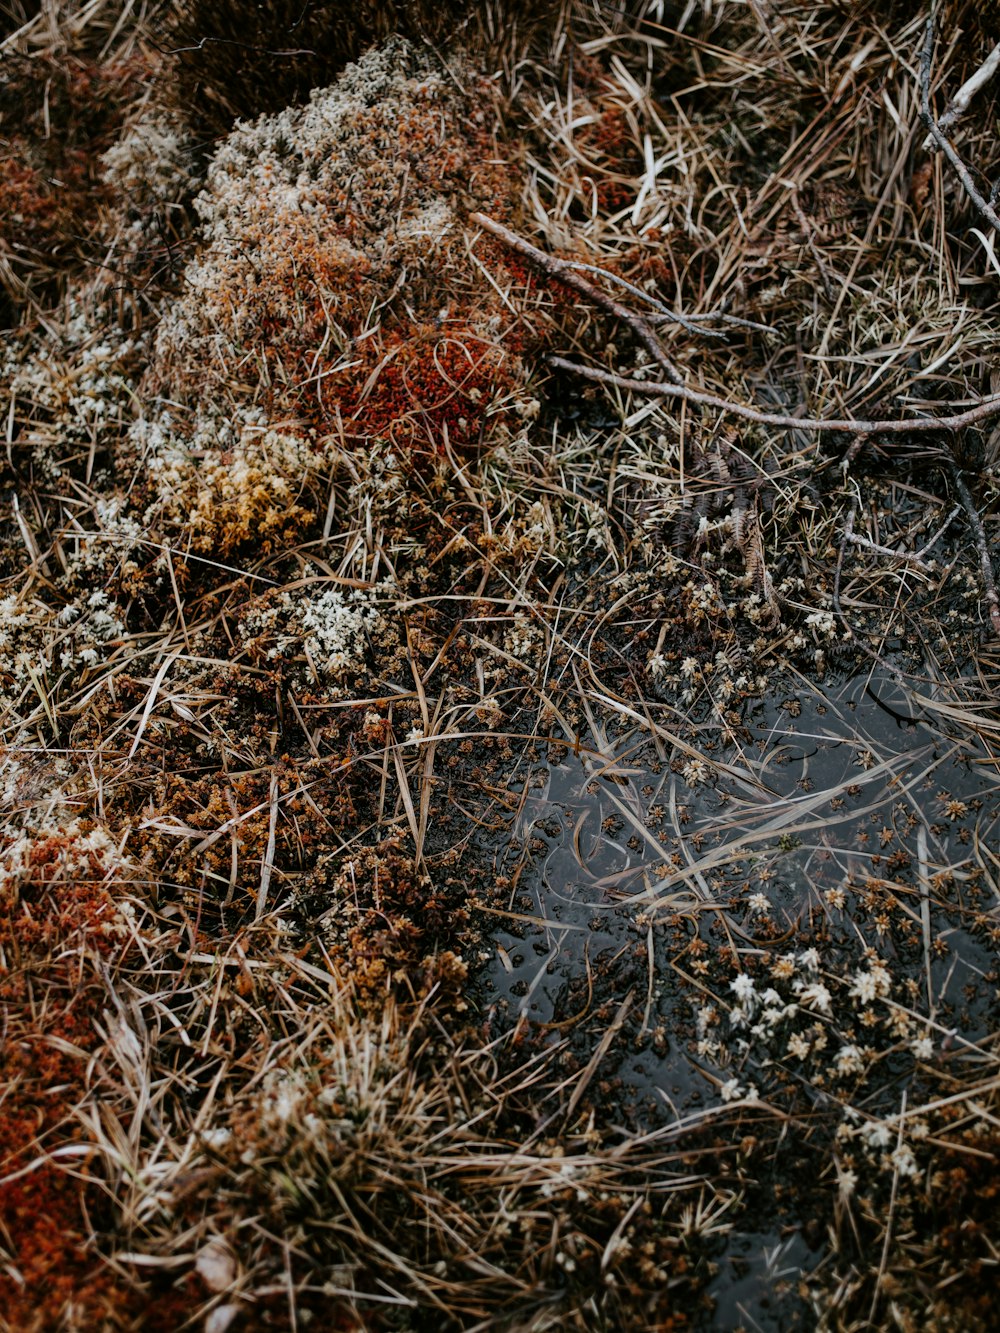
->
<box><xmin>1</xmin><ymin>0</ymin><xmax>1000</xmax><ymax>1328</ymax></box>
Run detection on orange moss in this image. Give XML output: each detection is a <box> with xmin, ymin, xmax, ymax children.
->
<box><xmin>331</xmin><ymin>320</ymin><xmax>525</xmax><ymax>453</ymax></box>
<box><xmin>920</xmin><ymin>1119</ymin><xmax>1000</xmax><ymax>1330</ymax></box>
<box><xmin>211</xmin><ymin>231</ymin><xmax>535</xmax><ymax>459</ymax></box>
<box><xmin>126</xmin><ymin>755</ymin><xmax>354</xmax><ymax>914</ymax></box>
<box><xmin>0</xmin><ymin>55</ymin><xmax>151</xmax><ymax>304</ymax></box>
<box><xmin>148</xmin><ymin>46</ymin><xmax>551</xmax><ymax>473</ymax></box>
<box><xmin>305</xmin><ymin>840</ymin><xmax>475</xmax><ymax>1012</ymax></box>
<box><xmin>578</xmin><ymin>104</ymin><xmax>642</xmax><ymax>213</ymax></box>
<box><xmin>0</xmin><ymin>826</ymin><xmax>198</xmax><ymax>1330</ymax></box>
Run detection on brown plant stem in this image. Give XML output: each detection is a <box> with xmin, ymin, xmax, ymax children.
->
<box><xmin>948</xmin><ymin>463</ymin><xmax>1000</xmax><ymax>636</ymax></box>
<box><xmin>472</xmin><ymin>212</ymin><xmax>1000</xmax><ymax>436</ymax></box>
<box><xmin>546</xmin><ymin>356</ymin><xmax>1000</xmax><ymax>435</ymax></box>
<box><xmin>470</xmin><ymin>211</ymin><xmax>685</xmax><ymax>384</ymax></box>
<box><xmin>918</xmin><ymin>17</ymin><xmax>1000</xmax><ymax>238</ymax></box>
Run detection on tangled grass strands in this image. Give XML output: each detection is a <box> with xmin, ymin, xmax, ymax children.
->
<box><xmin>3</xmin><ymin>1</ymin><xmax>1000</xmax><ymax>1328</ymax></box>
<box><xmin>545</xmin><ymin>355</ymin><xmax>1000</xmax><ymax>435</ymax></box>
<box><xmin>919</xmin><ymin>15</ymin><xmax>1000</xmax><ymax>239</ymax></box>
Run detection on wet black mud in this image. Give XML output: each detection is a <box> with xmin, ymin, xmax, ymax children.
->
<box><xmin>477</xmin><ymin>665</ymin><xmax>1000</xmax><ymax>1327</ymax></box>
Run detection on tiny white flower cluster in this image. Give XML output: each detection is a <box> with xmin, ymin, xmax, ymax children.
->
<box><xmin>681</xmin><ymin>757</ymin><xmax>709</xmax><ymax>787</ymax></box>
<box><xmin>0</xmin><ymin>586</ymin><xmax>124</xmax><ymax>705</ymax></box>
<box><xmin>78</xmin><ymin>497</ymin><xmax>146</xmax><ymax>572</ymax></box>
<box><xmin>235</xmin><ymin>578</ymin><xmax>391</xmax><ymax>696</ymax></box>
<box><xmin>503</xmin><ymin>613</ymin><xmax>544</xmax><ymax>668</ymax></box>
<box><xmin>539</xmin><ymin>1159</ymin><xmax>587</xmax><ymax>1201</ymax></box>
<box><xmin>519</xmin><ymin>499</ymin><xmax>558</xmax><ymax>550</ymax></box>
<box><xmin>0</xmin><ymin>593</ymin><xmax>37</xmax><ymax>660</ymax></box>
<box><xmin>56</xmin><ymin>589</ymin><xmax>127</xmax><ymax>671</ymax></box>
<box><xmin>244</xmin><ymin>1069</ymin><xmax>330</xmax><ymax>1170</ymax></box>
<box><xmin>849</xmin><ymin>960</ymin><xmax>892</xmax><ymax>1004</ymax></box>
<box><xmin>836</xmin><ymin>1107</ymin><xmax>923</xmax><ymax>1183</ymax></box>
<box><xmin>570</xmin><ymin>498</ymin><xmax>611</xmax><ymax>552</ymax></box>
<box><xmin>699</xmin><ymin>942</ymin><xmax>938</xmax><ymax>1121</ymax></box>
<box><xmin>688</xmin><ymin>581</ymin><xmax>724</xmax><ymax>622</ymax></box>
<box><xmin>719</xmin><ymin>1076</ymin><xmax>758</xmax><ymax>1103</ymax></box>
<box><xmin>742</xmin><ymin>591</ymin><xmax>775</xmax><ymax>626</ymax></box>
<box><xmin>645</xmin><ymin>635</ymin><xmax>758</xmax><ymax>717</ymax></box>
<box><xmin>804</xmin><ymin>608</ymin><xmax>838</xmax><ymax>640</ymax></box>
<box><xmin>731</xmin><ymin>973</ymin><xmax>756</xmax><ymax>1006</ymax></box>
<box><xmin>5</xmin><ymin>302</ymin><xmax>139</xmax><ymax>479</ymax></box>
<box><xmin>298</xmin><ymin>586</ymin><xmax>384</xmax><ymax>681</ymax></box>
<box><xmin>648</xmin><ymin>652</ymin><xmax>668</xmax><ymax>680</ymax></box>
<box><xmin>265</xmin><ymin>1072</ymin><xmax>308</xmax><ymax>1127</ymax></box>
<box><xmin>0</xmin><ymin>818</ymin><xmax>128</xmax><ymax>922</ymax></box>
<box><xmin>834</xmin><ymin>1044</ymin><xmax>865</xmax><ymax>1075</ymax></box>
<box><xmin>797</xmin><ymin>980</ymin><xmax>833</xmax><ymax>1015</ymax></box>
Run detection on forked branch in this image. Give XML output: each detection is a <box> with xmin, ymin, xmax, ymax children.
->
<box><xmin>473</xmin><ymin>213</ymin><xmax>1000</xmax><ymax>436</ymax></box>
<box><xmin>474</xmin><ymin>210</ymin><xmax>1000</xmax><ymax>635</ymax></box>
<box><xmin>918</xmin><ymin>17</ymin><xmax>1000</xmax><ymax>238</ymax></box>
<box><xmin>546</xmin><ymin>357</ymin><xmax>1000</xmax><ymax>435</ymax></box>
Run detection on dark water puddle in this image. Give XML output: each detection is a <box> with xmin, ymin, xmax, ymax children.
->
<box><xmin>477</xmin><ymin>666</ymin><xmax>1000</xmax><ymax>1326</ymax></box>
<box><xmin>707</xmin><ymin>1228</ymin><xmax>822</xmax><ymax>1331</ymax></box>
<box><xmin>485</xmin><ymin>668</ymin><xmax>999</xmax><ymax>1048</ymax></box>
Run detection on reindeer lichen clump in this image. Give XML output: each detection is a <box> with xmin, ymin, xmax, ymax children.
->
<box><xmin>127</xmin><ymin>38</ymin><xmax>541</xmax><ymax>562</ymax></box>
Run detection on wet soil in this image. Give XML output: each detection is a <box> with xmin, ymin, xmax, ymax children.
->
<box><xmin>475</xmin><ymin>664</ymin><xmax>1000</xmax><ymax>1328</ymax></box>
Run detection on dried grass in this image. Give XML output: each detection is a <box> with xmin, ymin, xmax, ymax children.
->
<box><xmin>2</xmin><ymin>0</ymin><xmax>1000</xmax><ymax>1328</ymax></box>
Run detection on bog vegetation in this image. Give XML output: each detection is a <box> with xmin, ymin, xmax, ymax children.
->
<box><xmin>1</xmin><ymin>1</ymin><xmax>999</xmax><ymax>1329</ymax></box>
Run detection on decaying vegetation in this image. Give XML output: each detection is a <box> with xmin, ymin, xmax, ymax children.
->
<box><xmin>1</xmin><ymin>0</ymin><xmax>999</xmax><ymax>1328</ymax></box>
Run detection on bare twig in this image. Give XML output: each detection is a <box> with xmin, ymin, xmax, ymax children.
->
<box><xmin>833</xmin><ymin>501</ymin><xmax>856</xmax><ymax>639</ymax></box>
<box><xmin>474</xmin><ymin>213</ymin><xmax>1000</xmax><ymax>435</ymax></box>
<box><xmin>919</xmin><ymin>18</ymin><xmax>1000</xmax><ymax>238</ymax></box>
<box><xmin>913</xmin><ymin>504</ymin><xmax>961</xmax><ymax>560</ymax></box>
<box><xmin>546</xmin><ymin>356</ymin><xmax>1000</xmax><ymax>435</ymax></box>
<box><xmin>470</xmin><ymin>211</ymin><xmax>685</xmax><ymax>384</ymax></box>
<box><xmin>844</xmin><ymin>531</ymin><xmax>935</xmax><ymax>573</ymax></box>
<box><xmin>548</xmin><ymin>257</ymin><xmax>726</xmax><ymax>339</ymax></box>
<box><xmin>935</xmin><ymin>40</ymin><xmax>1000</xmax><ymax>135</ymax></box>
<box><xmin>948</xmin><ymin>463</ymin><xmax>1000</xmax><ymax>635</ymax></box>
<box><xmin>869</xmin><ymin>1091</ymin><xmax>908</xmax><ymax>1325</ymax></box>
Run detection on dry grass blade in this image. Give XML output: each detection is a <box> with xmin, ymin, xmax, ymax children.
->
<box><xmin>546</xmin><ymin>356</ymin><xmax>1000</xmax><ymax>435</ymax></box>
<box><xmin>2</xmin><ymin>1</ymin><xmax>1000</xmax><ymax>1329</ymax></box>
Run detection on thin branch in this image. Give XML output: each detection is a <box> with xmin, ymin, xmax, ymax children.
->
<box><xmin>546</xmin><ymin>356</ymin><xmax>1000</xmax><ymax>435</ymax></box>
<box><xmin>936</xmin><ymin>40</ymin><xmax>1000</xmax><ymax>134</ymax></box>
<box><xmin>918</xmin><ymin>18</ymin><xmax>1000</xmax><ymax>238</ymax></box>
<box><xmin>554</xmin><ymin>258</ymin><xmax>726</xmax><ymax>338</ymax></box>
<box><xmin>832</xmin><ymin>503</ymin><xmax>907</xmax><ymax>670</ymax></box>
<box><xmin>675</xmin><ymin>311</ymin><xmax>776</xmax><ymax>334</ymax></box>
<box><xmin>478</xmin><ymin>208</ymin><xmax>1000</xmax><ymax>634</ymax></box>
<box><xmin>844</xmin><ymin>531</ymin><xmax>935</xmax><ymax>573</ymax></box>
<box><xmin>948</xmin><ymin>463</ymin><xmax>1000</xmax><ymax>636</ymax></box>
<box><xmin>913</xmin><ymin>504</ymin><xmax>961</xmax><ymax>560</ymax></box>
<box><xmin>471</xmin><ymin>211</ymin><xmax>685</xmax><ymax>384</ymax></box>
<box><xmin>474</xmin><ymin>212</ymin><xmax>1000</xmax><ymax>435</ymax></box>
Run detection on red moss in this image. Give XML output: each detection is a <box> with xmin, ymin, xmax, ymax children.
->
<box><xmin>332</xmin><ymin>321</ymin><xmax>523</xmax><ymax>453</ymax></box>
<box><xmin>0</xmin><ymin>826</ymin><xmax>199</xmax><ymax>1329</ymax></box>
<box><xmin>579</xmin><ymin>104</ymin><xmax>642</xmax><ymax>213</ymax></box>
<box><xmin>153</xmin><ymin>58</ymin><xmax>554</xmax><ymax>469</ymax></box>
<box><xmin>219</xmin><ymin>227</ymin><xmax>545</xmax><ymax>460</ymax></box>
<box><xmin>0</xmin><ymin>54</ymin><xmax>151</xmax><ymax>307</ymax></box>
